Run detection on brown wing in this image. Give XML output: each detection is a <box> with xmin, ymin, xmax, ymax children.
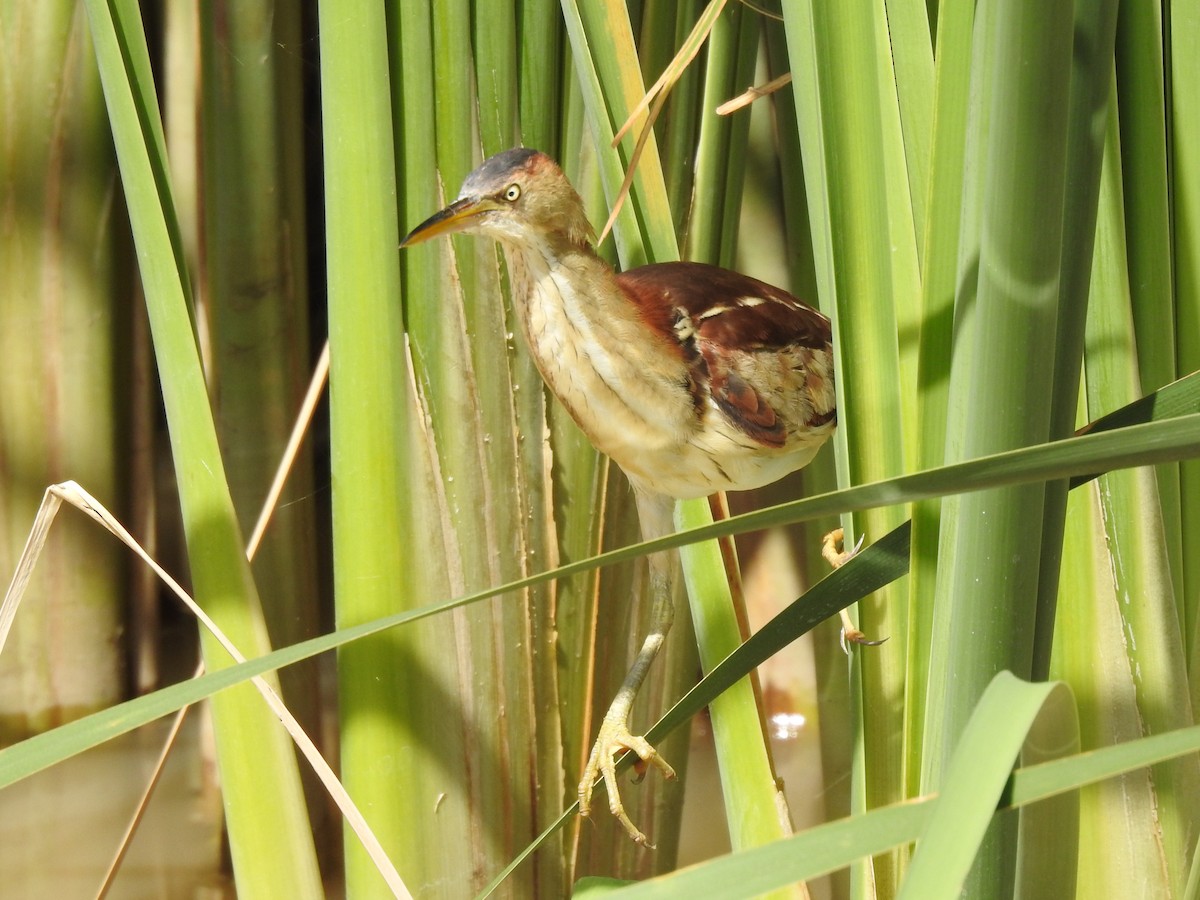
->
<box><xmin>616</xmin><ymin>262</ymin><xmax>832</xmax><ymax>447</ymax></box>
<box><xmin>617</xmin><ymin>262</ymin><xmax>831</xmax><ymax>350</ymax></box>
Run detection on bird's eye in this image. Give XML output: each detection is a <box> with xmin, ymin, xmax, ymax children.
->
<box><xmin>504</xmin><ymin>183</ymin><xmax>521</xmax><ymax>202</ymax></box>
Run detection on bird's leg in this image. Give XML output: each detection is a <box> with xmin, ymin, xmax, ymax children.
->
<box><xmin>579</xmin><ymin>490</ymin><xmax>678</xmax><ymax>846</ymax></box>
<box><xmin>821</xmin><ymin>527</ymin><xmax>886</xmax><ymax>652</ymax></box>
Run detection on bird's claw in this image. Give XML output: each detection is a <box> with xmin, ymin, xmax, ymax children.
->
<box><xmin>821</xmin><ymin>527</ymin><xmax>866</xmax><ymax>569</ymax></box>
<box><xmin>579</xmin><ymin>717</ymin><xmax>676</xmax><ymax>847</ymax></box>
<box><xmin>839</xmin><ymin>626</ymin><xmax>890</xmax><ymax>655</ymax></box>
<box><xmin>824</xmin><ymin>528</ymin><xmax>886</xmax><ymax>653</ymax></box>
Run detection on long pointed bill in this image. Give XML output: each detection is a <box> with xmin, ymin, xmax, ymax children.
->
<box><xmin>400</xmin><ymin>196</ymin><xmax>498</xmax><ymax>247</ymax></box>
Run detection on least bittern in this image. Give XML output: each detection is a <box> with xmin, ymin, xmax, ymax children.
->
<box><xmin>401</xmin><ymin>148</ymin><xmax>837</xmax><ymax>846</ymax></box>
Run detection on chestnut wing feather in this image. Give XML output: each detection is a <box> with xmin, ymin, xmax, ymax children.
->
<box><xmin>616</xmin><ymin>262</ymin><xmax>831</xmax><ymax>447</ymax></box>
<box><xmin>617</xmin><ymin>262</ymin><xmax>830</xmax><ymax>350</ymax></box>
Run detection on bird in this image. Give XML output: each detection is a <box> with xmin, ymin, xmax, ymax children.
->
<box><xmin>400</xmin><ymin>147</ymin><xmax>837</xmax><ymax>846</ymax></box>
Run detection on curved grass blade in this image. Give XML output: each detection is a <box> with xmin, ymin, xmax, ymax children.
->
<box><xmin>897</xmin><ymin>676</ymin><xmax>1077</xmax><ymax>900</ymax></box>
<box><xmin>3</xmin><ymin>407</ymin><xmax>1200</xmax><ymax>793</ymax></box>
<box><xmin>1071</xmin><ymin>369</ymin><xmax>1200</xmax><ymax>487</ymax></box>
<box><xmin>597</xmin><ymin>718</ymin><xmax>1200</xmax><ymax>898</ymax></box>
<box><xmin>592</xmin><ymin>673</ymin><xmax>1085</xmax><ymax>899</ymax></box>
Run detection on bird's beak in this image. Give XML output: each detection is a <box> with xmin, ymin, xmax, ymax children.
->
<box><xmin>400</xmin><ymin>196</ymin><xmax>499</xmax><ymax>247</ymax></box>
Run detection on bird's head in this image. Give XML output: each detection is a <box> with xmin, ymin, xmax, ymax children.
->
<box><xmin>401</xmin><ymin>148</ymin><xmax>596</xmax><ymax>253</ymax></box>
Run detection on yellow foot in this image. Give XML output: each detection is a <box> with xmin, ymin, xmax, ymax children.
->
<box><xmin>821</xmin><ymin>528</ymin><xmax>888</xmax><ymax>654</ymax></box>
<box><xmin>821</xmin><ymin>527</ymin><xmax>864</xmax><ymax>569</ymax></box>
<box><xmin>579</xmin><ymin>717</ymin><xmax>676</xmax><ymax>846</ymax></box>
<box><xmin>838</xmin><ymin>618</ymin><xmax>889</xmax><ymax>653</ymax></box>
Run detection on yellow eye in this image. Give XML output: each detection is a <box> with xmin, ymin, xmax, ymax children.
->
<box><xmin>504</xmin><ymin>183</ymin><xmax>521</xmax><ymax>202</ymax></box>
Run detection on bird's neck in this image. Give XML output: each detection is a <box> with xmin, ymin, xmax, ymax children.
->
<box><xmin>499</xmin><ymin>237</ymin><xmax>692</xmax><ymax>464</ymax></box>
<box><xmin>504</xmin><ymin>236</ymin><xmax>632</xmax><ymax>339</ymax></box>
